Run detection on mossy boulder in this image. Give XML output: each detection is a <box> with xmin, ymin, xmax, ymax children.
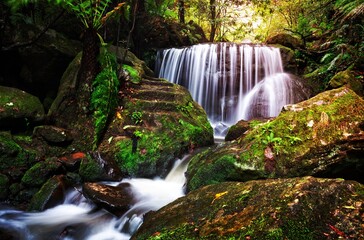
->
<box><xmin>0</xmin><ymin>132</ymin><xmax>37</xmax><ymax>180</ymax></box>
<box><xmin>225</xmin><ymin>120</ymin><xmax>252</xmax><ymax>141</ymax></box>
<box><xmin>0</xmin><ymin>86</ymin><xmax>45</xmax><ymax>130</ymax></box>
<box><xmin>98</xmin><ymin>76</ymin><xmax>214</xmax><ymax>178</ymax></box>
<box><xmin>21</xmin><ymin>157</ymin><xmax>62</xmax><ymax>187</ymax></box>
<box><xmin>133</xmin><ymin>177</ymin><xmax>364</xmax><ymax>240</ymax></box>
<box><xmin>27</xmin><ymin>175</ymin><xmax>69</xmax><ymax>211</ymax></box>
<box><xmin>186</xmin><ymin>86</ymin><xmax>364</xmax><ymax>191</ymax></box>
<box><xmin>328</xmin><ymin>69</ymin><xmax>363</xmax><ymax>96</ymax></box>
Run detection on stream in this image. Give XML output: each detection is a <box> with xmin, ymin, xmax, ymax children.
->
<box><xmin>0</xmin><ymin>154</ymin><xmax>191</xmax><ymax>240</ymax></box>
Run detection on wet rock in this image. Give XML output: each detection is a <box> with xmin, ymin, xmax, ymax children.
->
<box><xmin>187</xmin><ymin>87</ymin><xmax>364</xmax><ymax>191</ymax></box>
<box><xmin>133</xmin><ymin>177</ymin><xmax>364</xmax><ymax>240</ymax></box>
<box><xmin>225</xmin><ymin>120</ymin><xmax>251</xmax><ymax>141</ymax></box>
<box><xmin>28</xmin><ymin>175</ymin><xmax>69</xmax><ymax>211</ymax></box>
<box><xmin>82</xmin><ymin>182</ymin><xmax>135</xmax><ymax>217</ymax></box>
<box><xmin>0</xmin><ymin>86</ymin><xmax>45</xmax><ymax>130</ymax></box>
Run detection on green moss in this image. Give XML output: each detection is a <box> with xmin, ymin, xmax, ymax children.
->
<box><xmin>123</xmin><ymin>64</ymin><xmax>141</xmax><ymax>84</ymax></box>
<box><xmin>79</xmin><ymin>154</ymin><xmax>104</xmax><ymax>182</ymax></box>
<box><xmin>139</xmin><ymin>224</ymin><xmax>197</xmax><ymax>240</ymax></box>
<box><xmin>0</xmin><ymin>132</ymin><xmax>37</xmax><ymax>172</ymax></box>
<box><xmin>0</xmin><ymin>174</ymin><xmax>9</xmax><ymax>199</ymax></box>
<box><xmin>21</xmin><ymin>157</ymin><xmax>60</xmax><ymax>187</ymax></box>
<box><xmin>188</xmin><ymin>155</ymin><xmax>237</xmax><ymax>191</ymax></box>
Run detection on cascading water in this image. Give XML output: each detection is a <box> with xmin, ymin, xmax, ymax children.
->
<box><xmin>155</xmin><ymin>43</ymin><xmax>309</xmax><ymax>138</ymax></box>
<box><xmin>0</xmin><ymin>155</ymin><xmax>191</xmax><ymax>240</ymax></box>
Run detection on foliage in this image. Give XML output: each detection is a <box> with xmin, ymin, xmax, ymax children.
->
<box><xmin>131</xmin><ymin>111</ymin><xmax>143</xmax><ymax>124</ymax></box>
<box><xmin>90</xmin><ymin>44</ymin><xmax>120</xmax><ymax>148</ymax></box>
<box><xmin>122</xmin><ymin>64</ymin><xmax>141</xmax><ymax>84</ymax></box>
<box><xmin>5</xmin><ymin>0</ymin><xmax>125</xmax><ymax>30</ymax></box>
<box><xmin>145</xmin><ymin>0</ymin><xmax>177</xmax><ymax>18</ymax></box>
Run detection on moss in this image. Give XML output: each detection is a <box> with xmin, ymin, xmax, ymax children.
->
<box><xmin>79</xmin><ymin>154</ymin><xmax>104</xmax><ymax>182</ymax></box>
<box><xmin>27</xmin><ymin>176</ymin><xmax>65</xmax><ymax>211</ymax></box>
<box><xmin>140</xmin><ymin>224</ymin><xmax>198</xmax><ymax>240</ymax></box>
<box><xmin>0</xmin><ymin>174</ymin><xmax>9</xmax><ymax>199</ymax></box>
<box><xmin>21</xmin><ymin>157</ymin><xmax>61</xmax><ymax>187</ymax></box>
<box><xmin>188</xmin><ymin>154</ymin><xmax>238</xmax><ymax>191</ymax></box>
<box><xmin>123</xmin><ymin>64</ymin><xmax>141</xmax><ymax>84</ymax></box>
<box><xmin>0</xmin><ymin>132</ymin><xmax>37</xmax><ymax>172</ymax></box>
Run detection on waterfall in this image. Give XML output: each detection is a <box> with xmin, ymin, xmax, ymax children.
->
<box><xmin>0</xmin><ymin>155</ymin><xmax>191</xmax><ymax>240</ymax></box>
<box><xmin>156</xmin><ymin>43</ymin><xmax>308</xmax><ymax>138</ymax></box>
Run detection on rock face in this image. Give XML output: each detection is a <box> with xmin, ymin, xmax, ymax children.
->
<box><xmin>133</xmin><ymin>177</ymin><xmax>364</xmax><ymax>240</ymax></box>
<box><xmin>187</xmin><ymin>87</ymin><xmax>364</xmax><ymax>191</ymax></box>
<box><xmin>98</xmin><ymin>75</ymin><xmax>214</xmax><ymax>178</ymax></box>
<box><xmin>0</xmin><ymin>86</ymin><xmax>45</xmax><ymax>129</ymax></box>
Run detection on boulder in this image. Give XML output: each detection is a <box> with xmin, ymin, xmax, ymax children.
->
<box><xmin>266</xmin><ymin>33</ymin><xmax>304</xmax><ymax>49</ymax></box>
<box><xmin>133</xmin><ymin>177</ymin><xmax>364</xmax><ymax>240</ymax></box>
<box><xmin>186</xmin><ymin>87</ymin><xmax>364</xmax><ymax>191</ymax></box>
<box><xmin>0</xmin><ymin>132</ymin><xmax>37</xmax><ymax>180</ymax></box>
<box><xmin>1</xmin><ymin>23</ymin><xmax>81</xmax><ymax>105</ymax></box>
<box><xmin>327</xmin><ymin>69</ymin><xmax>363</xmax><ymax>96</ymax></box>
<box><xmin>82</xmin><ymin>182</ymin><xmax>135</xmax><ymax>217</ymax></box>
<box><xmin>98</xmin><ymin>76</ymin><xmax>214</xmax><ymax>178</ymax></box>
<box><xmin>225</xmin><ymin>120</ymin><xmax>251</xmax><ymax>141</ymax></box>
<box><xmin>27</xmin><ymin>175</ymin><xmax>69</xmax><ymax>211</ymax></box>
<box><xmin>33</xmin><ymin>125</ymin><xmax>73</xmax><ymax>144</ymax></box>
<box><xmin>0</xmin><ymin>86</ymin><xmax>45</xmax><ymax>130</ymax></box>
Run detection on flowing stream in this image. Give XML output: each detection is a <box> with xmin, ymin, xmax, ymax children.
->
<box><xmin>155</xmin><ymin>42</ymin><xmax>309</xmax><ymax>138</ymax></box>
<box><xmin>0</xmin><ymin>155</ymin><xmax>191</xmax><ymax>240</ymax></box>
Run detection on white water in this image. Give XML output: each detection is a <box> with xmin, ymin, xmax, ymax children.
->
<box><xmin>156</xmin><ymin>43</ymin><xmax>308</xmax><ymax>138</ymax></box>
<box><xmin>0</xmin><ymin>155</ymin><xmax>191</xmax><ymax>240</ymax></box>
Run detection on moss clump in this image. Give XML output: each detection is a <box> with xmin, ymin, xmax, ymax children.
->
<box><xmin>0</xmin><ymin>132</ymin><xmax>37</xmax><ymax>173</ymax></box>
<box><xmin>79</xmin><ymin>154</ymin><xmax>104</xmax><ymax>182</ymax></box>
<box><xmin>123</xmin><ymin>64</ymin><xmax>141</xmax><ymax>84</ymax></box>
<box><xmin>21</xmin><ymin>157</ymin><xmax>61</xmax><ymax>187</ymax></box>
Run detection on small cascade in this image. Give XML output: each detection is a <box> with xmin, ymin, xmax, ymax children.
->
<box><xmin>156</xmin><ymin>43</ymin><xmax>309</xmax><ymax>138</ymax></box>
<box><xmin>0</xmin><ymin>155</ymin><xmax>191</xmax><ymax>240</ymax></box>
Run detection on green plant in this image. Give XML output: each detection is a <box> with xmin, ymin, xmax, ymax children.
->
<box><xmin>90</xmin><ymin>44</ymin><xmax>120</xmax><ymax>148</ymax></box>
<box><xmin>131</xmin><ymin>111</ymin><xmax>143</xmax><ymax>125</ymax></box>
<box><xmin>122</xmin><ymin>64</ymin><xmax>141</xmax><ymax>84</ymax></box>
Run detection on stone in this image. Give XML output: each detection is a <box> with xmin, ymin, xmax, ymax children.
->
<box><xmin>82</xmin><ymin>182</ymin><xmax>135</xmax><ymax>217</ymax></box>
<box><xmin>28</xmin><ymin>175</ymin><xmax>69</xmax><ymax>211</ymax></box>
<box><xmin>0</xmin><ymin>86</ymin><xmax>45</xmax><ymax>130</ymax></box>
<box><xmin>33</xmin><ymin>125</ymin><xmax>73</xmax><ymax>144</ymax></box>
<box><xmin>133</xmin><ymin>177</ymin><xmax>364</xmax><ymax>240</ymax></box>
<box><xmin>186</xmin><ymin>87</ymin><xmax>364</xmax><ymax>191</ymax></box>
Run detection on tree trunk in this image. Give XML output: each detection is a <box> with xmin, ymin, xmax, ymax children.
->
<box><xmin>209</xmin><ymin>0</ymin><xmax>216</xmax><ymax>42</ymax></box>
<box><xmin>178</xmin><ymin>0</ymin><xmax>185</xmax><ymax>24</ymax></box>
<box><xmin>77</xmin><ymin>27</ymin><xmax>100</xmax><ymax>113</ymax></box>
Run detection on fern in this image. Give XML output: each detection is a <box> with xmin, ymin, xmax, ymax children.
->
<box><xmin>91</xmin><ymin>45</ymin><xmax>120</xmax><ymax>148</ymax></box>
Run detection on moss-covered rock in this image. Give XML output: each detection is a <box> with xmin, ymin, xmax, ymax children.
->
<box><xmin>133</xmin><ymin>177</ymin><xmax>364</xmax><ymax>240</ymax></box>
<box><xmin>186</xmin><ymin>87</ymin><xmax>364</xmax><ymax>191</ymax></box>
<box><xmin>27</xmin><ymin>175</ymin><xmax>68</xmax><ymax>211</ymax></box>
<box><xmin>0</xmin><ymin>132</ymin><xmax>37</xmax><ymax>179</ymax></box>
<box><xmin>0</xmin><ymin>86</ymin><xmax>45</xmax><ymax>130</ymax></box>
<box><xmin>328</xmin><ymin>69</ymin><xmax>363</xmax><ymax>96</ymax></box>
<box><xmin>21</xmin><ymin>157</ymin><xmax>62</xmax><ymax>187</ymax></box>
<box><xmin>99</xmin><ymin>76</ymin><xmax>214</xmax><ymax>178</ymax></box>
<box><xmin>0</xmin><ymin>174</ymin><xmax>9</xmax><ymax>200</ymax></box>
